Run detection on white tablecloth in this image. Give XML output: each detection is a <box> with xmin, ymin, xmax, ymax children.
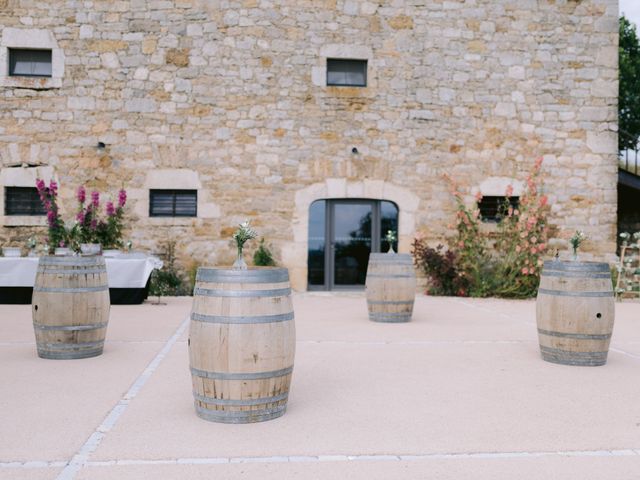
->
<box><xmin>0</xmin><ymin>253</ymin><xmax>163</xmax><ymax>288</ymax></box>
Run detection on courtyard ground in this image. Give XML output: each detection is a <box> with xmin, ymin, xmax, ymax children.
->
<box><xmin>1</xmin><ymin>293</ymin><xmax>639</xmax><ymax>480</ymax></box>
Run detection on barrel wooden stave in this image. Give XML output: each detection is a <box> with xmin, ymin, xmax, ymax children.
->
<box><xmin>365</xmin><ymin>253</ymin><xmax>416</xmax><ymax>323</ymax></box>
<box><xmin>32</xmin><ymin>256</ymin><xmax>110</xmax><ymax>359</ymax></box>
<box><xmin>189</xmin><ymin>267</ymin><xmax>296</xmax><ymax>423</ymax></box>
<box><xmin>536</xmin><ymin>261</ymin><xmax>614</xmax><ymax>366</ymax></box>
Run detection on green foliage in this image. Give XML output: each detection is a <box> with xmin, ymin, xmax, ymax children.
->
<box><xmin>149</xmin><ymin>241</ymin><xmax>184</xmax><ymax>301</ymax></box>
<box><xmin>253</xmin><ymin>238</ymin><xmax>276</xmax><ymax>266</ymax></box>
<box><xmin>620</xmin><ymin>15</ymin><xmax>640</xmax><ymax>151</ymax></box>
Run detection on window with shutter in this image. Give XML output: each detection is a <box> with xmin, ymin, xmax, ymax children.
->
<box><xmin>5</xmin><ymin>187</ymin><xmax>46</xmax><ymax>216</ymax></box>
<box><xmin>477</xmin><ymin>196</ymin><xmax>520</xmax><ymax>223</ymax></box>
<box><xmin>149</xmin><ymin>190</ymin><xmax>197</xmax><ymax>217</ymax></box>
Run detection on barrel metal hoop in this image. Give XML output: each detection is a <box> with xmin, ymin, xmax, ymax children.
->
<box><xmin>39</xmin><ymin>257</ymin><xmax>105</xmax><ymax>266</ymax></box>
<box><xmin>196</xmin><ymin>268</ymin><xmax>289</xmax><ymax>284</ymax></box>
<box><xmin>191</xmin><ymin>311</ymin><xmax>294</xmax><ymax>324</ymax></box>
<box><xmin>369</xmin><ymin>313</ymin><xmax>411</xmax><ymax>323</ymax></box>
<box><xmin>194</xmin><ymin>287</ymin><xmax>291</xmax><ymax>298</ymax></box>
<box><xmin>194</xmin><ymin>404</ymin><xmax>287</xmax><ymax>423</ymax></box>
<box><xmin>190</xmin><ymin>366</ymin><xmax>293</xmax><ymax>381</ymax></box>
<box><xmin>37</xmin><ymin>268</ymin><xmax>106</xmax><ymax>275</ymax></box>
<box><xmin>542</xmin><ymin>261</ymin><xmax>610</xmax><ymax>273</ymax></box>
<box><xmin>33</xmin><ymin>285</ymin><xmax>110</xmax><ymax>293</ymax></box>
<box><xmin>367</xmin><ymin>300</ymin><xmax>414</xmax><ymax>305</ymax></box>
<box><xmin>39</xmin><ymin>340</ymin><xmax>105</xmax><ymax>350</ymax></box>
<box><xmin>537</xmin><ymin>328</ymin><xmax>612</xmax><ymax>340</ymax></box>
<box><xmin>541</xmin><ymin>271</ymin><xmax>611</xmax><ymax>279</ymax></box>
<box><xmin>33</xmin><ymin>322</ymin><xmax>108</xmax><ymax>332</ymax></box>
<box><xmin>37</xmin><ymin>348</ymin><xmax>104</xmax><ymax>360</ymax></box>
<box><xmin>539</xmin><ymin>345</ymin><xmax>608</xmax><ymax>366</ymax></box>
<box><xmin>537</xmin><ymin>288</ymin><xmax>613</xmax><ymax>298</ymax></box>
<box><xmin>193</xmin><ymin>391</ymin><xmax>289</xmax><ymax>406</ymax></box>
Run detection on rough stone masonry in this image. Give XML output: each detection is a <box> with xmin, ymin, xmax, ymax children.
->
<box><xmin>0</xmin><ymin>0</ymin><xmax>619</xmax><ymax>290</ymax></box>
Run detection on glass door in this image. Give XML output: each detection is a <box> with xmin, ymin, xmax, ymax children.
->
<box><xmin>307</xmin><ymin>199</ymin><xmax>399</xmax><ymax>290</ymax></box>
<box><xmin>331</xmin><ymin>201</ymin><xmax>374</xmax><ymax>288</ymax></box>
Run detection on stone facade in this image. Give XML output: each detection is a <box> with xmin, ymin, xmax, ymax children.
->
<box><xmin>0</xmin><ymin>0</ymin><xmax>619</xmax><ymax>290</ymax></box>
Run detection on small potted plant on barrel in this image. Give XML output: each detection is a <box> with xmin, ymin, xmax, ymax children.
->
<box><xmin>536</xmin><ymin>230</ymin><xmax>615</xmax><ymax>366</ymax></box>
<box><xmin>188</xmin><ymin>221</ymin><xmax>296</xmax><ymax>423</ymax></box>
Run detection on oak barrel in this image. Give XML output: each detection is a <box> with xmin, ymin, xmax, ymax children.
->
<box><xmin>536</xmin><ymin>260</ymin><xmax>614</xmax><ymax>366</ymax></box>
<box><xmin>189</xmin><ymin>267</ymin><xmax>296</xmax><ymax>423</ymax></box>
<box><xmin>365</xmin><ymin>253</ymin><xmax>417</xmax><ymax>323</ymax></box>
<box><xmin>32</xmin><ymin>256</ymin><xmax>110</xmax><ymax>359</ymax></box>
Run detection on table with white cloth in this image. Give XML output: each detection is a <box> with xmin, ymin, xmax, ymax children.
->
<box><xmin>0</xmin><ymin>253</ymin><xmax>163</xmax><ymax>304</ymax></box>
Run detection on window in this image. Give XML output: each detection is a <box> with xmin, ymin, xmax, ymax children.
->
<box><xmin>478</xmin><ymin>196</ymin><xmax>519</xmax><ymax>223</ymax></box>
<box><xmin>326</xmin><ymin>59</ymin><xmax>367</xmax><ymax>87</ymax></box>
<box><xmin>4</xmin><ymin>187</ymin><xmax>46</xmax><ymax>216</ymax></box>
<box><xmin>9</xmin><ymin>49</ymin><xmax>52</xmax><ymax>77</ymax></box>
<box><xmin>149</xmin><ymin>189</ymin><xmax>197</xmax><ymax>217</ymax></box>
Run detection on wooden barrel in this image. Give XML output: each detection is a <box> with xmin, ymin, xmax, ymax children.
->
<box><xmin>32</xmin><ymin>256</ymin><xmax>110</xmax><ymax>359</ymax></box>
<box><xmin>365</xmin><ymin>253</ymin><xmax>417</xmax><ymax>323</ymax></box>
<box><xmin>189</xmin><ymin>267</ymin><xmax>296</xmax><ymax>423</ymax></box>
<box><xmin>536</xmin><ymin>260</ymin><xmax>614</xmax><ymax>366</ymax></box>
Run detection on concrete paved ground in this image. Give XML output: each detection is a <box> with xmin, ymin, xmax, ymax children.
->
<box><xmin>1</xmin><ymin>294</ymin><xmax>639</xmax><ymax>479</ymax></box>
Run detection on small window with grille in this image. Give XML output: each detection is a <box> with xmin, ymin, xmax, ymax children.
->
<box><xmin>326</xmin><ymin>58</ymin><xmax>367</xmax><ymax>87</ymax></box>
<box><xmin>4</xmin><ymin>187</ymin><xmax>46</xmax><ymax>216</ymax></box>
<box><xmin>149</xmin><ymin>189</ymin><xmax>197</xmax><ymax>217</ymax></box>
<box><xmin>9</xmin><ymin>49</ymin><xmax>52</xmax><ymax>78</ymax></box>
<box><xmin>478</xmin><ymin>196</ymin><xmax>519</xmax><ymax>223</ymax></box>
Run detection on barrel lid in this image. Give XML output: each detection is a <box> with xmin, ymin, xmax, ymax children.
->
<box><xmin>368</xmin><ymin>253</ymin><xmax>413</xmax><ymax>264</ymax></box>
<box><xmin>196</xmin><ymin>267</ymin><xmax>290</xmax><ymax>283</ymax></box>
<box><xmin>542</xmin><ymin>260</ymin><xmax>610</xmax><ymax>273</ymax></box>
<box><xmin>39</xmin><ymin>255</ymin><xmax>106</xmax><ymax>266</ymax></box>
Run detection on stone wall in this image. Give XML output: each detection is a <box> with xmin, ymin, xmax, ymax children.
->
<box><xmin>0</xmin><ymin>0</ymin><xmax>619</xmax><ymax>290</ymax></box>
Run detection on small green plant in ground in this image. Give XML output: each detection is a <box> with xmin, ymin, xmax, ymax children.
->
<box><xmin>253</xmin><ymin>238</ymin><xmax>276</xmax><ymax>266</ymax></box>
<box><xmin>149</xmin><ymin>241</ymin><xmax>184</xmax><ymax>304</ymax></box>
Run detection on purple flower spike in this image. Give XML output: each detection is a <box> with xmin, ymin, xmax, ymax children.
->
<box><xmin>49</xmin><ymin>181</ymin><xmax>58</xmax><ymax>196</ymax></box>
<box><xmin>90</xmin><ymin>219</ymin><xmax>98</xmax><ymax>230</ymax></box>
<box><xmin>36</xmin><ymin>179</ymin><xmax>46</xmax><ymax>193</ymax></box>
<box><xmin>118</xmin><ymin>189</ymin><xmax>127</xmax><ymax>208</ymax></box>
<box><xmin>91</xmin><ymin>191</ymin><xmax>100</xmax><ymax>207</ymax></box>
<box><xmin>106</xmin><ymin>201</ymin><xmax>115</xmax><ymax>217</ymax></box>
<box><xmin>76</xmin><ymin>211</ymin><xmax>85</xmax><ymax>223</ymax></box>
<box><xmin>47</xmin><ymin>210</ymin><xmax>57</xmax><ymax>227</ymax></box>
<box><xmin>77</xmin><ymin>186</ymin><xmax>86</xmax><ymax>204</ymax></box>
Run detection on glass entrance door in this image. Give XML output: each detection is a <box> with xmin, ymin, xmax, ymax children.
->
<box><xmin>332</xmin><ymin>202</ymin><xmax>373</xmax><ymax>288</ymax></box>
<box><xmin>307</xmin><ymin>199</ymin><xmax>399</xmax><ymax>290</ymax></box>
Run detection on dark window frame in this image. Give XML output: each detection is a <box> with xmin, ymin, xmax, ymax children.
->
<box><xmin>4</xmin><ymin>187</ymin><xmax>46</xmax><ymax>216</ymax></box>
<box><xmin>326</xmin><ymin>58</ymin><xmax>368</xmax><ymax>87</ymax></box>
<box><xmin>478</xmin><ymin>196</ymin><xmax>520</xmax><ymax>223</ymax></box>
<box><xmin>8</xmin><ymin>48</ymin><xmax>53</xmax><ymax>78</ymax></box>
<box><xmin>149</xmin><ymin>189</ymin><xmax>198</xmax><ymax>218</ymax></box>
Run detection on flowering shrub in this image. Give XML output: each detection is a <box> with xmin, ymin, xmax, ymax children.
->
<box><xmin>36</xmin><ymin>179</ymin><xmax>68</xmax><ymax>254</ymax></box>
<box><xmin>413</xmin><ymin>157</ymin><xmax>551</xmax><ymax>299</ymax></box>
<box><xmin>491</xmin><ymin>157</ymin><xmax>550</xmax><ymax>297</ymax></box>
<box><xmin>36</xmin><ymin>180</ymin><xmax>128</xmax><ymax>253</ymax></box>
<box><xmin>99</xmin><ymin>189</ymin><xmax>127</xmax><ymax>248</ymax></box>
<box><xmin>76</xmin><ymin>186</ymin><xmax>127</xmax><ymax>247</ymax></box>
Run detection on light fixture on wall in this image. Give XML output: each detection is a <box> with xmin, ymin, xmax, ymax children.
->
<box><xmin>351</xmin><ymin>147</ymin><xmax>359</xmax><ymax>154</ymax></box>
<box><xmin>97</xmin><ymin>141</ymin><xmax>106</xmax><ymax>150</ymax></box>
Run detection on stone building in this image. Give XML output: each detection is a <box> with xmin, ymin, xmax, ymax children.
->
<box><xmin>0</xmin><ymin>0</ymin><xmax>619</xmax><ymax>291</ymax></box>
